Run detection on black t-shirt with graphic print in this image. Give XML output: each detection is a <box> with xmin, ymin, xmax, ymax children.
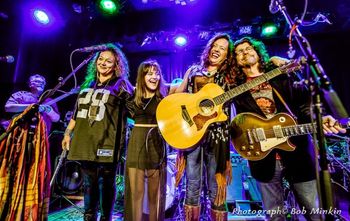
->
<box><xmin>68</xmin><ymin>77</ymin><xmax>132</xmax><ymax>163</ymax></box>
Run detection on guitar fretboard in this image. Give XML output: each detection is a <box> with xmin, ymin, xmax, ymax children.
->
<box><xmin>213</xmin><ymin>68</ymin><xmax>283</xmax><ymax>105</ymax></box>
<box><xmin>280</xmin><ymin>123</ymin><xmax>315</xmax><ymax>137</ymax></box>
<box><xmin>279</xmin><ymin>121</ymin><xmax>349</xmax><ymax>137</ymax></box>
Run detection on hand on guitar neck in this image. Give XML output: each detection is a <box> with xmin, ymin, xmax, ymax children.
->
<box><xmin>322</xmin><ymin>115</ymin><xmax>347</xmax><ymax>135</ymax></box>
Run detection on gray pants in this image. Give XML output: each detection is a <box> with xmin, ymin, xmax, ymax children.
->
<box><xmin>258</xmin><ymin>160</ymin><xmax>322</xmax><ymax>221</ymax></box>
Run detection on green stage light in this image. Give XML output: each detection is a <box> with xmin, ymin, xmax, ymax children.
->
<box><xmin>261</xmin><ymin>23</ymin><xmax>278</xmax><ymax>37</ymax></box>
<box><xmin>99</xmin><ymin>0</ymin><xmax>119</xmax><ymax>15</ymax></box>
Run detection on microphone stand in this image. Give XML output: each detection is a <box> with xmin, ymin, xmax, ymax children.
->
<box><xmin>273</xmin><ymin>1</ymin><xmax>349</xmax><ymax>220</ymax></box>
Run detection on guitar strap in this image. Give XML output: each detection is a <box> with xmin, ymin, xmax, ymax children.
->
<box><xmin>272</xmin><ymin>87</ymin><xmax>298</xmax><ymax>120</ymax></box>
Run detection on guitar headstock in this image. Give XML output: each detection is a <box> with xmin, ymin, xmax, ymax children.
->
<box><xmin>279</xmin><ymin>57</ymin><xmax>305</xmax><ymax>74</ymax></box>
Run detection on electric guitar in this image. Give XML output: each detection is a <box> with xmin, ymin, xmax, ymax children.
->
<box><xmin>156</xmin><ymin>60</ymin><xmax>302</xmax><ymax>150</ymax></box>
<box><xmin>231</xmin><ymin>112</ymin><xmax>350</xmax><ymax>161</ymax></box>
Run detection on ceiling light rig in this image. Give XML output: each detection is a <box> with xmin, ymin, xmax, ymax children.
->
<box><xmin>131</xmin><ymin>0</ymin><xmax>198</xmax><ymax>10</ymax></box>
<box><xmin>119</xmin><ymin>16</ymin><xmax>291</xmax><ymax>52</ymax></box>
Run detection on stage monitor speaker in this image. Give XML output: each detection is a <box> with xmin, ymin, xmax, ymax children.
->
<box><xmin>49</xmin><ymin>157</ymin><xmax>84</xmax><ymax>212</ymax></box>
<box><xmin>55</xmin><ymin>160</ymin><xmax>83</xmax><ymax>195</ymax></box>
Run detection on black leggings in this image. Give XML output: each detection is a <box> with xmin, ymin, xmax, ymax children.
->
<box><xmin>81</xmin><ymin>162</ymin><xmax>117</xmax><ymax>221</ymax></box>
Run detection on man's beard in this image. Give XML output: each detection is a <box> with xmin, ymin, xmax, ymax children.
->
<box><xmin>242</xmin><ymin>56</ymin><xmax>258</xmax><ymax>68</ymax></box>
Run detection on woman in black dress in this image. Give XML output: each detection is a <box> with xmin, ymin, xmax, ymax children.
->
<box><xmin>124</xmin><ymin>60</ymin><xmax>169</xmax><ymax>221</ymax></box>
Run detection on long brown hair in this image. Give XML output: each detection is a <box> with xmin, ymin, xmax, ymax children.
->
<box><xmin>200</xmin><ymin>32</ymin><xmax>234</xmax><ymax>84</ymax></box>
<box><xmin>201</xmin><ymin>33</ymin><xmax>233</xmax><ymax>69</ymax></box>
<box><xmin>134</xmin><ymin>59</ymin><xmax>167</xmax><ymax>107</ymax></box>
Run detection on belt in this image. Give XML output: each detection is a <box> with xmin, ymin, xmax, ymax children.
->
<box><xmin>134</xmin><ymin>123</ymin><xmax>158</xmax><ymax>128</ymax></box>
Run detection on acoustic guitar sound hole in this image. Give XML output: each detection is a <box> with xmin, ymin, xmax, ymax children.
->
<box><xmin>199</xmin><ymin>99</ymin><xmax>214</xmax><ymax>115</ymax></box>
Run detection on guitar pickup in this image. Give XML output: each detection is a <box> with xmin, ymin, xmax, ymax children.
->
<box><xmin>255</xmin><ymin>128</ymin><xmax>266</xmax><ymax>141</ymax></box>
<box><xmin>273</xmin><ymin>125</ymin><xmax>284</xmax><ymax>138</ymax></box>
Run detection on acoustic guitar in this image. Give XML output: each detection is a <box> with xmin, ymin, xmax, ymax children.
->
<box><xmin>156</xmin><ymin>60</ymin><xmax>301</xmax><ymax>150</ymax></box>
<box><xmin>231</xmin><ymin>112</ymin><xmax>350</xmax><ymax>161</ymax></box>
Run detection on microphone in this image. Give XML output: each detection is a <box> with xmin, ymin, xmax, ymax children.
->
<box><xmin>76</xmin><ymin>44</ymin><xmax>108</xmax><ymax>52</ymax></box>
<box><xmin>269</xmin><ymin>0</ymin><xmax>279</xmax><ymax>14</ymax></box>
<box><xmin>287</xmin><ymin>46</ymin><xmax>296</xmax><ymax>59</ymax></box>
<box><xmin>0</xmin><ymin>55</ymin><xmax>15</xmax><ymax>63</ymax></box>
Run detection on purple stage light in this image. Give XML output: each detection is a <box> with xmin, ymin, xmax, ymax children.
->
<box><xmin>22</xmin><ymin>2</ymin><xmax>64</xmax><ymax>33</ymax></box>
<box><xmin>33</xmin><ymin>9</ymin><xmax>50</xmax><ymax>25</ymax></box>
<box><xmin>174</xmin><ymin>35</ymin><xmax>187</xmax><ymax>47</ymax></box>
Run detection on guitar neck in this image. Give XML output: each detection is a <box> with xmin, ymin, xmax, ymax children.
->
<box><xmin>44</xmin><ymin>88</ymin><xmax>80</xmax><ymax>106</ymax></box>
<box><xmin>279</xmin><ymin>123</ymin><xmax>316</xmax><ymax>137</ymax></box>
<box><xmin>279</xmin><ymin>121</ymin><xmax>349</xmax><ymax>138</ymax></box>
<box><xmin>213</xmin><ymin>67</ymin><xmax>283</xmax><ymax>105</ymax></box>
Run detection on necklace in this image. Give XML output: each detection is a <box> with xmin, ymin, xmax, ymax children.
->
<box><xmin>203</xmin><ymin>69</ymin><xmax>217</xmax><ymax>77</ymax></box>
<box><xmin>142</xmin><ymin>95</ymin><xmax>154</xmax><ymax>110</ymax></box>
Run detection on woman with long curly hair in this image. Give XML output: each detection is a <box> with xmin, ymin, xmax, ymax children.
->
<box><xmin>62</xmin><ymin>43</ymin><xmax>133</xmax><ymax>221</ymax></box>
<box><xmin>174</xmin><ymin>33</ymin><xmax>235</xmax><ymax>220</ymax></box>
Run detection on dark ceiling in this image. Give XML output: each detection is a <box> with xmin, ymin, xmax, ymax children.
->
<box><xmin>1</xmin><ymin>0</ymin><xmax>350</xmax><ymax>40</ymax></box>
<box><xmin>1</xmin><ymin>0</ymin><xmax>350</xmax><ymax>80</ymax></box>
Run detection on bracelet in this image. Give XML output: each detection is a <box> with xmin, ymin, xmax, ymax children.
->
<box><xmin>45</xmin><ymin>106</ymin><xmax>52</xmax><ymax>113</ymax></box>
<box><xmin>64</xmin><ymin>128</ymin><xmax>73</xmax><ymax>137</ymax></box>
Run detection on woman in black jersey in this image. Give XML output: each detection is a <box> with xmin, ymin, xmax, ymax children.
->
<box><xmin>62</xmin><ymin>44</ymin><xmax>133</xmax><ymax>221</ymax></box>
<box><xmin>124</xmin><ymin>60</ymin><xmax>169</xmax><ymax>221</ymax></box>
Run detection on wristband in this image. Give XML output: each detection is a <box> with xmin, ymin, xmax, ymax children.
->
<box><xmin>45</xmin><ymin>106</ymin><xmax>52</xmax><ymax>113</ymax></box>
<box><xmin>64</xmin><ymin>128</ymin><xmax>73</xmax><ymax>137</ymax></box>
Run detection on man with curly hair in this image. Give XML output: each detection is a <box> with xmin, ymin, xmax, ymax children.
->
<box><xmin>230</xmin><ymin>37</ymin><xmax>345</xmax><ymax>221</ymax></box>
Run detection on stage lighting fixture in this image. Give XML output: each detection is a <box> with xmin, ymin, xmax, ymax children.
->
<box><xmin>174</xmin><ymin>35</ymin><xmax>187</xmax><ymax>47</ymax></box>
<box><xmin>238</xmin><ymin>25</ymin><xmax>253</xmax><ymax>35</ymax></box>
<box><xmin>33</xmin><ymin>9</ymin><xmax>50</xmax><ymax>25</ymax></box>
<box><xmin>261</xmin><ymin>23</ymin><xmax>278</xmax><ymax>37</ymax></box>
<box><xmin>99</xmin><ymin>0</ymin><xmax>119</xmax><ymax>15</ymax></box>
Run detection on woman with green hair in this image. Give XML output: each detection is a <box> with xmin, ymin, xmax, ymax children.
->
<box><xmin>62</xmin><ymin>43</ymin><xmax>133</xmax><ymax>221</ymax></box>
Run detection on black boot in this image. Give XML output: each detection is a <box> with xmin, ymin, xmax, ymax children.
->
<box><xmin>84</xmin><ymin>210</ymin><xmax>97</xmax><ymax>221</ymax></box>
